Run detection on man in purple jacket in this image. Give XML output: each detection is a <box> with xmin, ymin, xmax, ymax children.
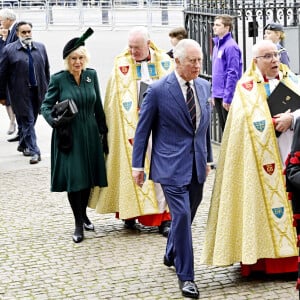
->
<box><xmin>212</xmin><ymin>14</ymin><xmax>242</xmax><ymax>132</ymax></box>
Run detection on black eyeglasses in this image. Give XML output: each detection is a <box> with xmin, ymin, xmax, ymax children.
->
<box><xmin>255</xmin><ymin>52</ymin><xmax>281</xmax><ymax>61</ymax></box>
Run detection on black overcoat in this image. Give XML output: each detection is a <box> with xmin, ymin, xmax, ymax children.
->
<box><xmin>0</xmin><ymin>39</ymin><xmax>50</xmax><ymax>116</ymax></box>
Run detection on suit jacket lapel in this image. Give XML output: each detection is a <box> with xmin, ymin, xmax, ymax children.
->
<box><xmin>194</xmin><ymin>79</ymin><xmax>210</xmax><ymax>128</ymax></box>
<box><xmin>167</xmin><ymin>72</ymin><xmax>192</xmax><ymax>122</ymax></box>
<box><xmin>194</xmin><ymin>81</ymin><xmax>204</xmax><ymax>110</ymax></box>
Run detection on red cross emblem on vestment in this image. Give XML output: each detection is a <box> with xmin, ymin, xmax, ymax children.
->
<box><xmin>263</xmin><ymin>163</ymin><xmax>275</xmax><ymax>175</ymax></box>
<box><xmin>119</xmin><ymin>65</ymin><xmax>129</xmax><ymax>75</ymax></box>
<box><xmin>242</xmin><ymin>80</ymin><xmax>253</xmax><ymax>91</ymax></box>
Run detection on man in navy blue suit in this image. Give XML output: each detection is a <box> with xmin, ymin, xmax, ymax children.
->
<box><xmin>132</xmin><ymin>39</ymin><xmax>213</xmax><ymax>299</ymax></box>
<box><xmin>0</xmin><ymin>21</ymin><xmax>50</xmax><ymax>164</ymax></box>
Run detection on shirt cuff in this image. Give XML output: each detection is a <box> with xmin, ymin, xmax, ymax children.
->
<box><xmin>132</xmin><ymin>167</ymin><xmax>144</xmax><ymax>171</ymax></box>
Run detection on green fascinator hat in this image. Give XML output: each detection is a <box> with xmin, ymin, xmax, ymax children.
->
<box><xmin>63</xmin><ymin>27</ymin><xmax>94</xmax><ymax>59</ymax></box>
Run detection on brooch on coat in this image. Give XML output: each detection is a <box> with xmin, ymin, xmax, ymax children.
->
<box><xmin>86</xmin><ymin>76</ymin><xmax>91</xmax><ymax>83</ymax></box>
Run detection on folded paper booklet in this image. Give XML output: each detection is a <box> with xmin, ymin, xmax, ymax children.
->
<box><xmin>138</xmin><ymin>81</ymin><xmax>149</xmax><ymax>109</ymax></box>
<box><xmin>267</xmin><ymin>81</ymin><xmax>300</xmax><ymax>117</ymax></box>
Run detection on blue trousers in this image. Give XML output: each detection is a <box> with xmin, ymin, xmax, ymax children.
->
<box><xmin>161</xmin><ymin>165</ymin><xmax>204</xmax><ymax>281</ymax></box>
<box><xmin>18</xmin><ymin>89</ymin><xmax>40</xmax><ymax>156</ymax></box>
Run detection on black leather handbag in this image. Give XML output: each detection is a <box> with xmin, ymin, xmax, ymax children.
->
<box><xmin>51</xmin><ymin>99</ymin><xmax>78</xmax><ymax>153</ymax></box>
<box><xmin>51</xmin><ymin>99</ymin><xmax>78</xmax><ymax>127</ymax></box>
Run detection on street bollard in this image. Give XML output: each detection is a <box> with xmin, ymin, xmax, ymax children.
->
<box><xmin>101</xmin><ymin>0</ymin><xmax>109</xmax><ymax>24</ymax></box>
<box><xmin>161</xmin><ymin>0</ymin><xmax>168</xmax><ymax>25</ymax></box>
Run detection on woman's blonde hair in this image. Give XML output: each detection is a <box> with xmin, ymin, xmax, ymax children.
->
<box><xmin>64</xmin><ymin>45</ymin><xmax>90</xmax><ymax>71</ymax></box>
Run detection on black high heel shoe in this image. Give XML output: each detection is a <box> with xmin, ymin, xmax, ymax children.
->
<box><xmin>83</xmin><ymin>222</ymin><xmax>95</xmax><ymax>231</ymax></box>
<box><xmin>72</xmin><ymin>226</ymin><xmax>84</xmax><ymax>243</ymax></box>
<box><xmin>83</xmin><ymin>217</ymin><xmax>95</xmax><ymax>231</ymax></box>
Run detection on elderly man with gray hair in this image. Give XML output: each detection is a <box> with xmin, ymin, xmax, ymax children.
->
<box><xmin>132</xmin><ymin>38</ymin><xmax>212</xmax><ymax>299</ymax></box>
<box><xmin>89</xmin><ymin>26</ymin><xmax>174</xmax><ymax>236</ymax></box>
<box><xmin>0</xmin><ymin>8</ymin><xmax>18</xmax><ymax>138</ymax></box>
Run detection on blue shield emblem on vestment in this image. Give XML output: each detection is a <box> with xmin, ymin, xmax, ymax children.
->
<box><xmin>161</xmin><ymin>61</ymin><xmax>170</xmax><ymax>70</ymax></box>
<box><xmin>272</xmin><ymin>207</ymin><xmax>284</xmax><ymax>219</ymax></box>
<box><xmin>253</xmin><ymin>120</ymin><xmax>265</xmax><ymax>132</ymax></box>
<box><xmin>123</xmin><ymin>101</ymin><xmax>132</xmax><ymax>111</ymax></box>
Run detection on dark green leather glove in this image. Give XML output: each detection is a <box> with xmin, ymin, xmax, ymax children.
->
<box><xmin>102</xmin><ymin>133</ymin><xmax>109</xmax><ymax>155</ymax></box>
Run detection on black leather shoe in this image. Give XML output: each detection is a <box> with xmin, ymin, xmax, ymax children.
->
<box><xmin>7</xmin><ymin>135</ymin><xmax>20</xmax><ymax>142</ymax></box>
<box><xmin>84</xmin><ymin>222</ymin><xmax>95</xmax><ymax>231</ymax></box>
<box><xmin>72</xmin><ymin>226</ymin><xmax>84</xmax><ymax>243</ymax></box>
<box><xmin>17</xmin><ymin>145</ymin><xmax>24</xmax><ymax>152</ymax></box>
<box><xmin>178</xmin><ymin>280</ymin><xmax>199</xmax><ymax>299</ymax></box>
<box><xmin>158</xmin><ymin>220</ymin><xmax>171</xmax><ymax>237</ymax></box>
<box><xmin>23</xmin><ymin>148</ymin><xmax>31</xmax><ymax>157</ymax></box>
<box><xmin>124</xmin><ymin>219</ymin><xmax>137</xmax><ymax>229</ymax></box>
<box><xmin>29</xmin><ymin>154</ymin><xmax>41</xmax><ymax>164</ymax></box>
<box><xmin>163</xmin><ymin>255</ymin><xmax>174</xmax><ymax>267</ymax></box>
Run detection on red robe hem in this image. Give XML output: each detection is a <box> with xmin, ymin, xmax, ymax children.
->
<box><xmin>116</xmin><ymin>211</ymin><xmax>171</xmax><ymax>226</ymax></box>
<box><xmin>241</xmin><ymin>257</ymin><xmax>298</xmax><ymax>276</ymax></box>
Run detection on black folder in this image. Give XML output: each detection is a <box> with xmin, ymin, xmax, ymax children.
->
<box><xmin>138</xmin><ymin>81</ymin><xmax>149</xmax><ymax>109</ymax></box>
<box><xmin>267</xmin><ymin>81</ymin><xmax>300</xmax><ymax>117</ymax></box>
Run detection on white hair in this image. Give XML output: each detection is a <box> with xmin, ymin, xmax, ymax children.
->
<box><xmin>252</xmin><ymin>40</ymin><xmax>277</xmax><ymax>57</ymax></box>
<box><xmin>0</xmin><ymin>8</ymin><xmax>16</xmax><ymax>21</ymax></box>
<box><xmin>173</xmin><ymin>38</ymin><xmax>202</xmax><ymax>61</ymax></box>
<box><xmin>128</xmin><ymin>26</ymin><xmax>150</xmax><ymax>43</ymax></box>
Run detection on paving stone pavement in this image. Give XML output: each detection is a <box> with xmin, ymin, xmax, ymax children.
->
<box><xmin>0</xmin><ymin>141</ymin><xmax>299</xmax><ymax>299</ymax></box>
<box><xmin>0</xmin><ymin>27</ymin><xmax>299</xmax><ymax>300</ymax></box>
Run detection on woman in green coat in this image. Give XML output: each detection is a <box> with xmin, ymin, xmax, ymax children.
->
<box><xmin>41</xmin><ymin>28</ymin><xmax>108</xmax><ymax>243</ymax></box>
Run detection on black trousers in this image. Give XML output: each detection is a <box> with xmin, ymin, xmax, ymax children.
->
<box><xmin>214</xmin><ymin>97</ymin><xmax>228</xmax><ymax>132</ymax></box>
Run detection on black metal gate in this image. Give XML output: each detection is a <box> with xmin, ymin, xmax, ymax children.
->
<box><xmin>184</xmin><ymin>0</ymin><xmax>300</xmax><ymax>143</ymax></box>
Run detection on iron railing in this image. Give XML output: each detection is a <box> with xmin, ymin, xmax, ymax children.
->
<box><xmin>185</xmin><ymin>0</ymin><xmax>300</xmax><ymax>143</ymax></box>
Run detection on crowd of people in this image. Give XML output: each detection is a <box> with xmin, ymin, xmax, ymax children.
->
<box><xmin>0</xmin><ymin>12</ymin><xmax>50</xmax><ymax>164</ymax></box>
<box><xmin>1</xmin><ymin>6</ymin><xmax>299</xmax><ymax>298</ymax></box>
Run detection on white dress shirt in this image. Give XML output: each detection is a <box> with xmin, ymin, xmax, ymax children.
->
<box><xmin>174</xmin><ymin>70</ymin><xmax>201</xmax><ymax>130</ymax></box>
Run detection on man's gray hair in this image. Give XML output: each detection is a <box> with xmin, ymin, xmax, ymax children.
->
<box><xmin>128</xmin><ymin>26</ymin><xmax>150</xmax><ymax>42</ymax></box>
<box><xmin>173</xmin><ymin>39</ymin><xmax>202</xmax><ymax>61</ymax></box>
<box><xmin>0</xmin><ymin>8</ymin><xmax>16</xmax><ymax>21</ymax></box>
<box><xmin>252</xmin><ymin>40</ymin><xmax>276</xmax><ymax>57</ymax></box>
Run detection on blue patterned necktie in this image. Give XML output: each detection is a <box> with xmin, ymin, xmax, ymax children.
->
<box><xmin>186</xmin><ymin>81</ymin><xmax>196</xmax><ymax>129</ymax></box>
<box><xmin>26</xmin><ymin>45</ymin><xmax>37</xmax><ymax>87</ymax></box>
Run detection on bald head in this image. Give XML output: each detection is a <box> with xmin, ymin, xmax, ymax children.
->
<box><xmin>252</xmin><ymin>40</ymin><xmax>280</xmax><ymax>78</ymax></box>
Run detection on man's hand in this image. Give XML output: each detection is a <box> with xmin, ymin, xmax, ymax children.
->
<box><xmin>273</xmin><ymin>109</ymin><xmax>293</xmax><ymax>133</ymax></box>
<box><xmin>132</xmin><ymin>170</ymin><xmax>145</xmax><ymax>188</ymax></box>
<box><xmin>206</xmin><ymin>164</ymin><xmax>211</xmax><ymax>177</ymax></box>
<box><xmin>222</xmin><ymin>102</ymin><xmax>231</xmax><ymax>111</ymax></box>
